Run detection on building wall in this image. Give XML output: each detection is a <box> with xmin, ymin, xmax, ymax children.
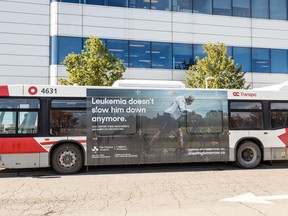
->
<box><xmin>50</xmin><ymin>2</ymin><xmax>288</xmax><ymax>87</ymax></box>
<box><xmin>0</xmin><ymin>0</ymin><xmax>50</xmax><ymax>84</ymax></box>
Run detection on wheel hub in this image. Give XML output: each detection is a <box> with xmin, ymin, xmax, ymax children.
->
<box><xmin>242</xmin><ymin>148</ymin><xmax>255</xmax><ymax>162</ymax></box>
<box><xmin>59</xmin><ymin>150</ymin><xmax>77</xmax><ymax>168</ymax></box>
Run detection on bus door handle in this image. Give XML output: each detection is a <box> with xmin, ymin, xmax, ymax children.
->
<box><xmin>264</xmin><ymin>132</ymin><xmax>268</xmax><ymax>135</ymax></box>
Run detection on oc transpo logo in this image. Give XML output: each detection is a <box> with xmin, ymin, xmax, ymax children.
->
<box><xmin>233</xmin><ymin>92</ymin><xmax>240</xmax><ymax>96</ymax></box>
<box><xmin>232</xmin><ymin>91</ymin><xmax>257</xmax><ymax>98</ymax></box>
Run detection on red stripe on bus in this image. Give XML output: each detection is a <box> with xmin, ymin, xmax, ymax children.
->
<box><xmin>0</xmin><ymin>85</ymin><xmax>9</xmax><ymax>96</ymax></box>
<box><xmin>278</xmin><ymin>128</ymin><xmax>288</xmax><ymax>147</ymax></box>
<box><xmin>0</xmin><ymin>137</ymin><xmax>47</xmax><ymax>154</ymax></box>
<box><xmin>40</xmin><ymin>140</ymin><xmax>86</xmax><ymax>145</ymax></box>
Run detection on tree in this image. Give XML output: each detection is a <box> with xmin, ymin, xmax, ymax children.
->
<box><xmin>186</xmin><ymin>42</ymin><xmax>249</xmax><ymax>89</ymax></box>
<box><xmin>59</xmin><ymin>36</ymin><xmax>125</xmax><ymax>86</ymax></box>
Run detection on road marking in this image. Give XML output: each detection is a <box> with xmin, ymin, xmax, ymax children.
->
<box><xmin>221</xmin><ymin>192</ymin><xmax>288</xmax><ymax>205</ymax></box>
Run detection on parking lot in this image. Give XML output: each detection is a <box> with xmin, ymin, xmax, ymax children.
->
<box><xmin>1</xmin><ymin>163</ymin><xmax>288</xmax><ymax>216</ymax></box>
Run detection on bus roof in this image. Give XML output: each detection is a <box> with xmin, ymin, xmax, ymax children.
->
<box><xmin>253</xmin><ymin>81</ymin><xmax>288</xmax><ymax>91</ymax></box>
<box><xmin>112</xmin><ymin>80</ymin><xmax>185</xmax><ymax>88</ymax></box>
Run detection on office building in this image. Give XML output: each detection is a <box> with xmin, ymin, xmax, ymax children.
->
<box><xmin>1</xmin><ymin>0</ymin><xmax>288</xmax><ymax>87</ymax></box>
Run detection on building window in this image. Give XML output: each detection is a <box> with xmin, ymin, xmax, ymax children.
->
<box><xmin>271</xmin><ymin>49</ymin><xmax>288</xmax><ymax>74</ymax></box>
<box><xmin>86</xmin><ymin>0</ymin><xmax>105</xmax><ymax>5</ymax></box>
<box><xmin>213</xmin><ymin>0</ymin><xmax>232</xmax><ymax>16</ymax></box>
<box><xmin>233</xmin><ymin>47</ymin><xmax>251</xmax><ymax>72</ymax></box>
<box><xmin>227</xmin><ymin>46</ymin><xmax>232</xmax><ymax>57</ymax></box>
<box><xmin>232</xmin><ymin>0</ymin><xmax>250</xmax><ymax>17</ymax></box>
<box><xmin>107</xmin><ymin>0</ymin><xmax>128</xmax><ymax>7</ymax></box>
<box><xmin>193</xmin><ymin>44</ymin><xmax>206</xmax><ymax>62</ymax></box>
<box><xmin>173</xmin><ymin>0</ymin><xmax>192</xmax><ymax>13</ymax></box>
<box><xmin>173</xmin><ymin>44</ymin><xmax>193</xmax><ymax>70</ymax></box>
<box><xmin>54</xmin><ymin>36</ymin><xmax>83</xmax><ymax>65</ymax></box>
<box><xmin>129</xmin><ymin>41</ymin><xmax>151</xmax><ymax>68</ymax></box>
<box><xmin>107</xmin><ymin>40</ymin><xmax>129</xmax><ymax>68</ymax></box>
<box><xmin>252</xmin><ymin>0</ymin><xmax>269</xmax><ymax>19</ymax></box>
<box><xmin>52</xmin><ymin>36</ymin><xmax>288</xmax><ymax>74</ymax></box>
<box><xmin>151</xmin><ymin>0</ymin><xmax>171</xmax><ymax>11</ymax></box>
<box><xmin>193</xmin><ymin>0</ymin><xmax>212</xmax><ymax>14</ymax></box>
<box><xmin>130</xmin><ymin>0</ymin><xmax>151</xmax><ymax>9</ymax></box>
<box><xmin>151</xmin><ymin>42</ymin><xmax>172</xmax><ymax>69</ymax></box>
<box><xmin>52</xmin><ymin>0</ymin><xmax>82</xmax><ymax>3</ymax></box>
<box><xmin>252</xmin><ymin>48</ymin><xmax>270</xmax><ymax>73</ymax></box>
<box><xmin>270</xmin><ymin>0</ymin><xmax>287</xmax><ymax>20</ymax></box>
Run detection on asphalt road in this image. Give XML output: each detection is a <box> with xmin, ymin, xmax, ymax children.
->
<box><xmin>1</xmin><ymin>163</ymin><xmax>288</xmax><ymax>216</ymax></box>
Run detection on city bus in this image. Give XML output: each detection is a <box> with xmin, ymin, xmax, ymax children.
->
<box><xmin>0</xmin><ymin>81</ymin><xmax>288</xmax><ymax>174</ymax></box>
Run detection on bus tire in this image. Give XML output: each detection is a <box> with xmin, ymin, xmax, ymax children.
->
<box><xmin>236</xmin><ymin>142</ymin><xmax>261</xmax><ymax>169</ymax></box>
<box><xmin>51</xmin><ymin>143</ymin><xmax>84</xmax><ymax>174</ymax></box>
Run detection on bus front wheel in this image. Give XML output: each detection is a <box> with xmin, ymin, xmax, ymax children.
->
<box><xmin>236</xmin><ymin>142</ymin><xmax>261</xmax><ymax>169</ymax></box>
<box><xmin>51</xmin><ymin>143</ymin><xmax>84</xmax><ymax>174</ymax></box>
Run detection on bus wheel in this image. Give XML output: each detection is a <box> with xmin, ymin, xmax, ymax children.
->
<box><xmin>236</xmin><ymin>142</ymin><xmax>261</xmax><ymax>169</ymax></box>
<box><xmin>51</xmin><ymin>144</ymin><xmax>84</xmax><ymax>174</ymax></box>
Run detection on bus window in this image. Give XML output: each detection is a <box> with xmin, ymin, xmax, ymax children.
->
<box><xmin>50</xmin><ymin>110</ymin><xmax>86</xmax><ymax>136</ymax></box>
<box><xmin>270</xmin><ymin>102</ymin><xmax>288</xmax><ymax>129</ymax></box>
<box><xmin>0</xmin><ymin>98</ymin><xmax>40</xmax><ymax>109</ymax></box>
<box><xmin>18</xmin><ymin>112</ymin><xmax>38</xmax><ymax>134</ymax></box>
<box><xmin>0</xmin><ymin>98</ymin><xmax>40</xmax><ymax>135</ymax></box>
<box><xmin>50</xmin><ymin>99</ymin><xmax>87</xmax><ymax>136</ymax></box>
<box><xmin>229</xmin><ymin>101</ymin><xmax>263</xmax><ymax>130</ymax></box>
<box><xmin>51</xmin><ymin>99</ymin><xmax>86</xmax><ymax>108</ymax></box>
<box><xmin>0</xmin><ymin>111</ymin><xmax>16</xmax><ymax>134</ymax></box>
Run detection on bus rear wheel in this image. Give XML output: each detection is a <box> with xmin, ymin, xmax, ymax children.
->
<box><xmin>236</xmin><ymin>142</ymin><xmax>261</xmax><ymax>169</ymax></box>
<box><xmin>51</xmin><ymin>143</ymin><xmax>83</xmax><ymax>174</ymax></box>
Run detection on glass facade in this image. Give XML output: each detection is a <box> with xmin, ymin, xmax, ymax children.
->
<box><xmin>173</xmin><ymin>0</ymin><xmax>192</xmax><ymax>13</ymax></box>
<box><xmin>270</xmin><ymin>0</ymin><xmax>287</xmax><ymax>20</ymax></box>
<box><xmin>232</xmin><ymin>0</ymin><xmax>250</xmax><ymax>17</ymax></box>
<box><xmin>52</xmin><ymin>0</ymin><xmax>288</xmax><ymax>21</ymax></box>
<box><xmin>151</xmin><ymin>0</ymin><xmax>171</xmax><ymax>11</ymax></box>
<box><xmin>107</xmin><ymin>39</ymin><xmax>129</xmax><ymax>67</ymax></box>
<box><xmin>51</xmin><ymin>36</ymin><xmax>288</xmax><ymax>74</ymax></box>
<box><xmin>51</xmin><ymin>36</ymin><xmax>82</xmax><ymax>65</ymax></box>
<box><xmin>271</xmin><ymin>49</ymin><xmax>288</xmax><ymax>73</ymax></box>
<box><xmin>193</xmin><ymin>44</ymin><xmax>206</xmax><ymax>62</ymax></box>
<box><xmin>213</xmin><ymin>0</ymin><xmax>232</xmax><ymax>16</ymax></box>
<box><xmin>86</xmin><ymin>0</ymin><xmax>105</xmax><ymax>5</ymax></box>
<box><xmin>129</xmin><ymin>41</ymin><xmax>151</xmax><ymax>68</ymax></box>
<box><xmin>252</xmin><ymin>0</ymin><xmax>269</xmax><ymax>19</ymax></box>
<box><xmin>107</xmin><ymin>0</ymin><xmax>128</xmax><ymax>7</ymax></box>
<box><xmin>130</xmin><ymin>0</ymin><xmax>150</xmax><ymax>9</ymax></box>
<box><xmin>252</xmin><ymin>48</ymin><xmax>270</xmax><ymax>73</ymax></box>
<box><xmin>173</xmin><ymin>44</ymin><xmax>193</xmax><ymax>69</ymax></box>
<box><xmin>151</xmin><ymin>42</ymin><xmax>172</xmax><ymax>69</ymax></box>
<box><xmin>193</xmin><ymin>0</ymin><xmax>212</xmax><ymax>14</ymax></box>
<box><xmin>233</xmin><ymin>47</ymin><xmax>251</xmax><ymax>72</ymax></box>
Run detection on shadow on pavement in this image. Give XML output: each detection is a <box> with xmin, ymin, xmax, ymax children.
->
<box><xmin>1</xmin><ymin>161</ymin><xmax>288</xmax><ymax>178</ymax></box>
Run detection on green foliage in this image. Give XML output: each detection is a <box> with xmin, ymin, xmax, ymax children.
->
<box><xmin>186</xmin><ymin>42</ymin><xmax>249</xmax><ymax>89</ymax></box>
<box><xmin>59</xmin><ymin>36</ymin><xmax>125</xmax><ymax>86</ymax></box>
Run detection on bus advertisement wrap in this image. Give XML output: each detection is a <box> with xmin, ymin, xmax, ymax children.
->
<box><xmin>86</xmin><ymin>88</ymin><xmax>229</xmax><ymax>166</ymax></box>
